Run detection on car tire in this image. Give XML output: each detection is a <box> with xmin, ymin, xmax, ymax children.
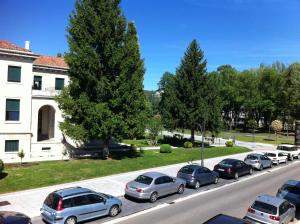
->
<box><xmin>249</xmin><ymin>168</ymin><xmax>253</xmax><ymax>175</ymax></box>
<box><xmin>290</xmin><ymin>156</ymin><xmax>294</xmax><ymax>161</ymax></box>
<box><xmin>259</xmin><ymin>165</ymin><xmax>263</xmax><ymax>171</ymax></box>
<box><xmin>214</xmin><ymin>176</ymin><xmax>219</xmax><ymax>184</ymax></box>
<box><xmin>269</xmin><ymin>163</ymin><xmax>273</xmax><ymax>168</ymax></box>
<box><xmin>149</xmin><ymin>192</ymin><xmax>158</xmax><ymax>203</ymax></box>
<box><xmin>109</xmin><ymin>205</ymin><xmax>120</xmax><ymax>217</ymax></box>
<box><xmin>177</xmin><ymin>184</ymin><xmax>185</xmax><ymax>194</ymax></box>
<box><xmin>194</xmin><ymin>181</ymin><xmax>201</xmax><ymax>189</ymax></box>
<box><xmin>234</xmin><ymin>172</ymin><xmax>239</xmax><ymax>180</ymax></box>
<box><xmin>64</xmin><ymin>216</ymin><xmax>77</xmax><ymax>224</ymax></box>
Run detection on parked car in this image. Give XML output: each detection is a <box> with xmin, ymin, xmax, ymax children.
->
<box><xmin>125</xmin><ymin>172</ymin><xmax>186</xmax><ymax>202</ymax></box>
<box><xmin>177</xmin><ymin>164</ymin><xmax>219</xmax><ymax>189</ymax></box>
<box><xmin>213</xmin><ymin>159</ymin><xmax>253</xmax><ymax>179</ymax></box>
<box><xmin>40</xmin><ymin>187</ymin><xmax>122</xmax><ymax>224</ymax></box>
<box><xmin>0</xmin><ymin>211</ymin><xmax>31</xmax><ymax>224</ymax></box>
<box><xmin>277</xmin><ymin>180</ymin><xmax>300</xmax><ymax>208</ymax></box>
<box><xmin>277</xmin><ymin>144</ymin><xmax>299</xmax><ymax>161</ymax></box>
<box><xmin>203</xmin><ymin>214</ymin><xmax>252</xmax><ymax>224</ymax></box>
<box><xmin>244</xmin><ymin>194</ymin><xmax>296</xmax><ymax>224</ymax></box>
<box><xmin>244</xmin><ymin>153</ymin><xmax>272</xmax><ymax>170</ymax></box>
<box><xmin>264</xmin><ymin>151</ymin><xmax>288</xmax><ymax>165</ymax></box>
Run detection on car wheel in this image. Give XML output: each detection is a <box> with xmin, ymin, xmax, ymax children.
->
<box><xmin>269</xmin><ymin>163</ymin><xmax>273</xmax><ymax>168</ymax></box>
<box><xmin>290</xmin><ymin>156</ymin><xmax>294</xmax><ymax>161</ymax></box>
<box><xmin>214</xmin><ymin>176</ymin><xmax>219</xmax><ymax>184</ymax></box>
<box><xmin>109</xmin><ymin>205</ymin><xmax>120</xmax><ymax>217</ymax></box>
<box><xmin>65</xmin><ymin>216</ymin><xmax>77</xmax><ymax>224</ymax></box>
<box><xmin>194</xmin><ymin>181</ymin><xmax>201</xmax><ymax>189</ymax></box>
<box><xmin>177</xmin><ymin>184</ymin><xmax>185</xmax><ymax>194</ymax></box>
<box><xmin>249</xmin><ymin>168</ymin><xmax>253</xmax><ymax>175</ymax></box>
<box><xmin>259</xmin><ymin>165</ymin><xmax>263</xmax><ymax>171</ymax></box>
<box><xmin>149</xmin><ymin>192</ymin><xmax>158</xmax><ymax>203</ymax></box>
<box><xmin>234</xmin><ymin>172</ymin><xmax>239</xmax><ymax>180</ymax></box>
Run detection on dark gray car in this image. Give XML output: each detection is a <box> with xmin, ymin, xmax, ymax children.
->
<box><xmin>125</xmin><ymin>172</ymin><xmax>186</xmax><ymax>202</ymax></box>
<box><xmin>177</xmin><ymin>164</ymin><xmax>219</xmax><ymax>189</ymax></box>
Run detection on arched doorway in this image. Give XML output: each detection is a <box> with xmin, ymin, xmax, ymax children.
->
<box><xmin>37</xmin><ymin>105</ymin><xmax>55</xmax><ymax>141</ymax></box>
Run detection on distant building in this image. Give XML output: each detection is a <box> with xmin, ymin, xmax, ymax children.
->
<box><xmin>0</xmin><ymin>40</ymin><xmax>69</xmax><ymax>163</ymax></box>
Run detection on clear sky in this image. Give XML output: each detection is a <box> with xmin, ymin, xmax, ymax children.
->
<box><xmin>1</xmin><ymin>0</ymin><xmax>300</xmax><ymax>90</ymax></box>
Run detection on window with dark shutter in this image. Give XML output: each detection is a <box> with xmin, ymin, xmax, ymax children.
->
<box><xmin>5</xmin><ymin>140</ymin><xmax>19</xmax><ymax>152</ymax></box>
<box><xmin>6</xmin><ymin>99</ymin><xmax>20</xmax><ymax>121</ymax></box>
<box><xmin>7</xmin><ymin>66</ymin><xmax>21</xmax><ymax>82</ymax></box>
<box><xmin>33</xmin><ymin>76</ymin><xmax>42</xmax><ymax>90</ymax></box>
<box><xmin>55</xmin><ymin>78</ymin><xmax>64</xmax><ymax>90</ymax></box>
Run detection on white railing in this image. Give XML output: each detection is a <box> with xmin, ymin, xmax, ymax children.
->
<box><xmin>32</xmin><ymin>87</ymin><xmax>61</xmax><ymax>98</ymax></box>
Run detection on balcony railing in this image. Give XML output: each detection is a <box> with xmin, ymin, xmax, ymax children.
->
<box><xmin>32</xmin><ymin>87</ymin><xmax>61</xmax><ymax>98</ymax></box>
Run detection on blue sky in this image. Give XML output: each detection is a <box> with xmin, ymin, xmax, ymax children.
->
<box><xmin>1</xmin><ymin>0</ymin><xmax>300</xmax><ymax>90</ymax></box>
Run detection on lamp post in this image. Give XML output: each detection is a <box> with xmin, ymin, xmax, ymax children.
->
<box><xmin>198</xmin><ymin>121</ymin><xmax>205</xmax><ymax>167</ymax></box>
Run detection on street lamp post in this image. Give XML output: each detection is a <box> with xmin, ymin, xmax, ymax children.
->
<box><xmin>198</xmin><ymin>121</ymin><xmax>205</xmax><ymax>167</ymax></box>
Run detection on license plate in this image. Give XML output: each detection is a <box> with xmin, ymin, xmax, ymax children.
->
<box><xmin>218</xmin><ymin>169</ymin><xmax>224</xmax><ymax>171</ymax></box>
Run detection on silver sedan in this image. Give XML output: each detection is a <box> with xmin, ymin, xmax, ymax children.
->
<box><xmin>125</xmin><ymin>172</ymin><xmax>186</xmax><ymax>202</ymax></box>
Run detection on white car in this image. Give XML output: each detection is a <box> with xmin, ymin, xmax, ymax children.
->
<box><xmin>276</xmin><ymin>144</ymin><xmax>299</xmax><ymax>161</ymax></box>
<box><xmin>264</xmin><ymin>151</ymin><xmax>288</xmax><ymax>165</ymax></box>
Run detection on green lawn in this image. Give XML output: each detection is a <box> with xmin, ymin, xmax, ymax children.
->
<box><xmin>221</xmin><ymin>131</ymin><xmax>294</xmax><ymax>145</ymax></box>
<box><xmin>0</xmin><ymin>146</ymin><xmax>250</xmax><ymax>194</ymax></box>
<box><xmin>122</xmin><ymin>139</ymin><xmax>150</xmax><ymax>147</ymax></box>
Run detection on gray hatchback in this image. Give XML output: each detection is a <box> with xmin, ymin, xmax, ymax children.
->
<box><xmin>244</xmin><ymin>153</ymin><xmax>272</xmax><ymax>170</ymax></box>
<box><xmin>177</xmin><ymin>164</ymin><xmax>219</xmax><ymax>189</ymax></box>
<box><xmin>40</xmin><ymin>187</ymin><xmax>122</xmax><ymax>224</ymax></box>
<box><xmin>125</xmin><ymin>172</ymin><xmax>186</xmax><ymax>202</ymax></box>
<box><xmin>244</xmin><ymin>194</ymin><xmax>296</xmax><ymax>224</ymax></box>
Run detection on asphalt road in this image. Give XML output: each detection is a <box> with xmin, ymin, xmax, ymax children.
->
<box><xmin>113</xmin><ymin>161</ymin><xmax>300</xmax><ymax>224</ymax></box>
<box><xmin>32</xmin><ymin>161</ymin><xmax>300</xmax><ymax>224</ymax></box>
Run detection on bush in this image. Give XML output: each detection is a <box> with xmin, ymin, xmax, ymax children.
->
<box><xmin>225</xmin><ymin>140</ymin><xmax>233</xmax><ymax>147</ymax></box>
<box><xmin>160</xmin><ymin>144</ymin><xmax>172</xmax><ymax>153</ymax></box>
<box><xmin>183</xmin><ymin>141</ymin><xmax>193</xmax><ymax>148</ymax></box>
<box><xmin>130</xmin><ymin>144</ymin><xmax>138</xmax><ymax>152</ymax></box>
<box><xmin>0</xmin><ymin>159</ymin><xmax>4</xmax><ymax>173</ymax></box>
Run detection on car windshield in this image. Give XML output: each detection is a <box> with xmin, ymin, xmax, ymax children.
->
<box><xmin>266</xmin><ymin>153</ymin><xmax>276</xmax><ymax>157</ymax></box>
<box><xmin>252</xmin><ymin>201</ymin><xmax>277</xmax><ymax>215</ymax></box>
<box><xmin>135</xmin><ymin>175</ymin><xmax>153</xmax><ymax>185</ymax></box>
<box><xmin>219</xmin><ymin>160</ymin><xmax>234</xmax><ymax>167</ymax></box>
<box><xmin>283</xmin><ymin>185</ymin><xmax>300</xmax><ymax>195</ymax></box>
<box><xmin>246</xmin><ymin>155</ymin><xmax>258</xmax><ymax>160</ymax></box>
<box><xmin>179</xmin><ymin>167</ymin><xmax>194</xmax><ymax>174</ymax></box>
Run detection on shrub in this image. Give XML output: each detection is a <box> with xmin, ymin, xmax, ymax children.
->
<box><xmin>130</xmin><ymin>144</ymin><xmax>138</xmax><ymax>152</ymax></box>
<box><xmin>0</xmin><ymin>159</ymin><xmax>4</xmax><ymax>173</ymax></box>
<box><xmin>160</xmin><ymin>144</ymin><xmax>172</xmax><ymax>153</ymax></box>
<box><xmin>18</xmin><ymin>149</ymin><xmax>25</xmax><ymax>165</ymax></box>
<box><xmin>184</xmin><ymin>141</ymin><xmax>193</xmax><ymax>148</ymax></box>
<box><xmin>225</xmin><ymin>140</ymin><xmax>233</xmax><ymax>147</ymax></box>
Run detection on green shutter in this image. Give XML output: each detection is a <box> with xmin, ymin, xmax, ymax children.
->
<box><xmin>55</xmin><ymin>78</ymin><xmax>64</xmax><ymax>90</ymax></box>
<box><xmin>6</xmin><ymin>99</ymin><xmax>20</xmax><ymax>111</ymax></box>
<box><xmin>5</xmin><ymin>140</ymin><xmax>19</xmax><ymax>152</ymax></box>
<box><xmin>8</xmin><ymin>66</ymin><xmax>21</xmax><ymax>82</ymax></box>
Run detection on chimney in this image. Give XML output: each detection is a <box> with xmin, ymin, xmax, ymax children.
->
<box><xmin>25</xmin><ymin>41</ymin><xmax>30</xmax><ymax>50</ymax></box>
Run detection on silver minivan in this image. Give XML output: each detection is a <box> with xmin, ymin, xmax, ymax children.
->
<box><xmin>244</xmin><ymin>194</ymin><xmax>296</xmax><ymax>224</ymax></box>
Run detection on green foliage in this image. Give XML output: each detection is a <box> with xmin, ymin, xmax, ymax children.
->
<box><xmin>18</xmin><ymin>150</ymin><xmax>25</xmax><ymax>165</ymax></box>
<box><xmin>0</xmin><ymin>159</ymin><xmax>4</xmax><ymax>173</ymax></box>
<box><xmin>246</xmin><ymin>119</ymin><xmax>257</xmax><ymax>131</ymax></box>
<box><xmin>146</xmin><ymin>115</ymin><xmax>163</xmax><ymax>145</ymax></box>
<box><xmin>225</xmin><ymin>140</ymin><xmax>234</xmax><ymax>147</ymax></box>
<box><xmin>160</xmin><ymin>144</ymin><xmax>172</xmax><ymax>153</ymax></box>
<box><xmin>183</xmin><ymin>141</ymin><xmax>193</xmax><ymax>148</ymax></box>
<box><xmin>56</xmin><ymin>0</ymin><xmax>147</xmax><ymax>156</ymax></box>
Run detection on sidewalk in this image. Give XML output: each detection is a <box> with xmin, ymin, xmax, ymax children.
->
<box><xmin>0</xmin><ymin>150</ymin><xmax>255</xmax><ymax>218</ymax></box>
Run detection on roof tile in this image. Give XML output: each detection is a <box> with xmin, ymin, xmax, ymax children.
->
<box><xmin>0</xmin><ymin>39</ymin><xmax>31</xmax><ymax>52</ymax></box>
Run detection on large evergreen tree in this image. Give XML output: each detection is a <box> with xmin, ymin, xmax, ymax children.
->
<box><xmin>56</xmin><ymin>0</ymin><xmax>147</xmax><ymax>158</ymax></box>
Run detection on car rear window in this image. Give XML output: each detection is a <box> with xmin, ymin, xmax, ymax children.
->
<box><xmin>44</xmin><ymin>193</ymin><xmax>60</xmax><ymax>210</ymax></box>
<box><xmin>283</xmin><ymin>185</ymin><xmax>300</xmax><ymax>195</ymax></box>
<box><xmin>135</xmin><ymin>175</ymin><xmax>153</xmax><ymax>185</ymax></box>
<box><xmin>179</xmin><ymin>167</ymin><xmax>194</xmax><ymax>174</ymax></box>
<box><xmin>280</xmin><ymin>146</ymin><xmax>297</xmax><ymax>151</ymax></box>
<box><xmin>246</xmin><ymin>155</ymin><xmax>258</xmax><ymax>160</ymax></box>
<box><xmin>219</xmin><ymin>160</ymin><xmax>234</xmax><ymax>167</ymax></box>
<box><xmin>252</xmin><ymin>201</ymin><xmax>277</xmax><ymax>215</ymax></box>
<box><xmin>266</xmin><ymin>153</ymin><xmax>276</xmax><ymax>157</ymax></box>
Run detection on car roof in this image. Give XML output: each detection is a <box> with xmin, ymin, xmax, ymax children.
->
<box><xmin>54</xmin><ymin>187</ymin><xmax>95</xmax><ymax>198</ymax></box>
<box><xmin>285</xmin><ymin>180</ymin><xmax>300</xmax><ymax>187</ymax></box>
<box><xmin>182</xmin><ymin>164</ymin><xmax>204</xmax><ymax>170</ymax></box>
<box><xmin>278</xmin><ymin>144</ymin><xmax>295</xmax><ymax>147</ymax></box>
<box><xmin>247</xmin><ymin>153</ymin><xmax>263</xmax><ymax>157</ymax></box>
<box><xmin>203</xmin><ymin>214</ymin><xmax>251</xmax><ymax>224</ymax></box>
<box><xmin>141</xmin><ymin>172</ymin><xmax>167</xmax><ymax>179</ymax></box>
<box><xmin>221</xmin><ymin>158</ymin><xmax>241</xmax><ymax>163</ymax></box>
<box><xmin>255</xmin><ymin>194</ymin><xmax>285</xmax><ymax>207</ymax></box>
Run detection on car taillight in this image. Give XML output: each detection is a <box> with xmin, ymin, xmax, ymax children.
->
<box><xmin>57</xmin><ymin>198</ymin><xmax>63</xmax><ymax>211</ymax></box>
<box><xmin>136</xmin><ymin>188</ymin><xmax>144</xmax><ymax>193</ymax></box>
<box><xmin>227</xmin><ymin>168</ymin><xmax>231</xmax><ymax>174</ymax></box>
<box><xmin>269</xmin><ymin>215</ymin><xmax>280</xmax><ymax>221</ymax></box>
<box><xmin>255</xmin><ymin>160</ymin><xmax>260</xmax><ymax>164</ymax></box>
<box><xmin>248</xmin><ymin>207</ymin><xmax>255</xmax><ymax>214</ymax></box>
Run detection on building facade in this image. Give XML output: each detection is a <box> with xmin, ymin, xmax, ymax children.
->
<box><xmin>0</xmin><ymin>40</ymin><xmax>69</xmax><ymax>163</ymax></box>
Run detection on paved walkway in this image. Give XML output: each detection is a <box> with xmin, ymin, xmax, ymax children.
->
<box><xmin>0</xmin><ymin>136</ymin><xmax>275</xmax><ymax>218</ymax></box>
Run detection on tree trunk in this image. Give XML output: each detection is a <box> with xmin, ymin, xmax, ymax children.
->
<box><xmin>102</xmin><ymin>139</ymin><xmax>110</xmax><ymax>159</ymax></box>
<box><xmin>191</xmin><ymin>129</ymin><xmax>195</xmax><ymax>145</ymax></box>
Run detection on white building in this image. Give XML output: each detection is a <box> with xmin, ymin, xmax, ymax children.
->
<box><xmin>0</xmin><ymin>40</ymin><xmax>70</xmax><ymax>163</ymax></box>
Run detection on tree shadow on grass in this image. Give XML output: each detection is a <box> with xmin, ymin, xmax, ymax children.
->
<box><xmin>0</xmin><ymin>172</ymin><xmax>8</xmax><ymax>180</ymax></box>
<box><xmin>110</xmin><ymin>150</ymin><xmax>144</xmax><ymax>160</ymax></box>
